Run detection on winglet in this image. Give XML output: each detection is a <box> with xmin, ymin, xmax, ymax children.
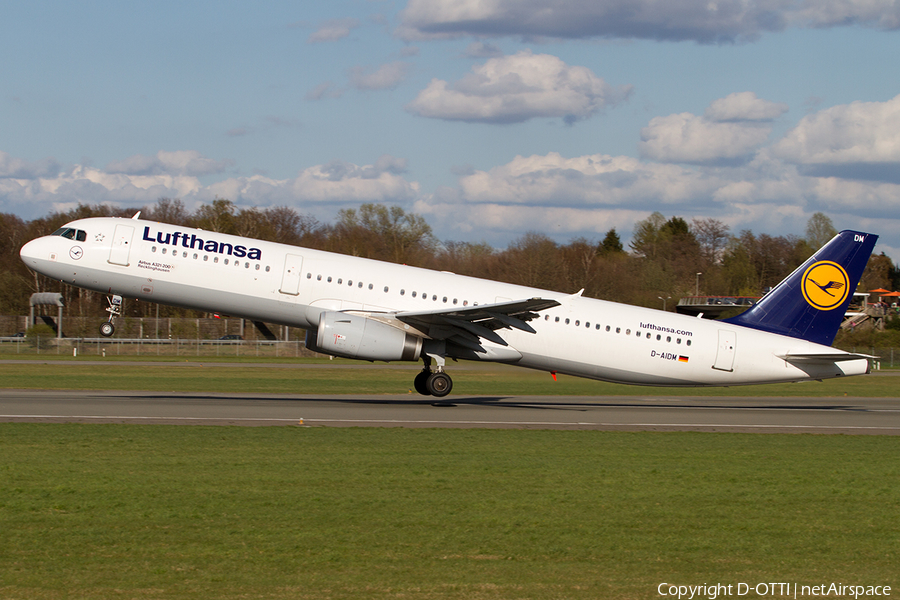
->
<box><xmin>132</xmin><ymin>211</ymin><xmax>141</xmax><ymax>220</ymax></box>
<box><xmin>722</xmin><ymin>230</ymin><xmax>877</xmax><ymax>346</ymax></box>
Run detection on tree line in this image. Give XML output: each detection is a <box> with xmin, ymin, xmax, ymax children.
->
<box><xmin>2</xmin><ymin>198</ymin><xmax>898</xmax><ymax>322</ymax></box>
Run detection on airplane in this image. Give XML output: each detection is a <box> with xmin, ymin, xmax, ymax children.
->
<box><xmin>19</xmin><ymin>214</ymin><xmax>877</xmax><ymax>397</ymax></box>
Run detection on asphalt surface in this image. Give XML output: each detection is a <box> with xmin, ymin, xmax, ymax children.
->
<box><xmin>1</xmin><ymin>389</ymin><xmax>899</xmax><ymax>434</ymax></box>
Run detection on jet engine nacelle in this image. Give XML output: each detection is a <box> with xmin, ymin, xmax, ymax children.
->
<box><xmin>306</xmin><ymin>311</ymin><xmax>422</xmax><ymax>362</ymax></box>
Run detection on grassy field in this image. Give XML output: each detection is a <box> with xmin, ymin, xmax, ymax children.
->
<box><xmin>1</xmin><ymin>424</ymin><xmax>898</xmax><ymax>599</ymax></box>
<box><xmin>0</xmin><ymin>354</ymin><xmax>898</xmax><ymax>396</ymax></box>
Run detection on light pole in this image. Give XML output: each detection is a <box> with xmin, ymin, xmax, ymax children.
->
<box><xmin>696</xmin><ymin>272</ymin><xmax>702</xmax><ymax>297</ymax></box>
<box><xmin>658</xmin><ymin>296</ymin><xmax>671</xmax><ymax>311</ymax></box>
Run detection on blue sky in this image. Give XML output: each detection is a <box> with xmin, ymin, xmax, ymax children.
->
<box><xmin>3</xmin><ymin>0</ymin><xmax>900</xmax><ymax>261</ymax></box>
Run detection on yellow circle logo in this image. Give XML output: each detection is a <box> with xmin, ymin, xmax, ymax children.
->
<box><xmin>801</xmin><ymin>261</ymin><xmax>850</xmax><ymax>310</ymax></box>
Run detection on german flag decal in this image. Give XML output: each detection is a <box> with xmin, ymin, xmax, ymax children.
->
<box><xmin>678</xmin><ymin>356</ymin><xmax>689</xmax><ymax>363</ymax></box>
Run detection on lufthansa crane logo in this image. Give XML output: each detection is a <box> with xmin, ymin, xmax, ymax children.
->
<box><xmin>801</xmin><ymin>261</ymin><xmax>850</xmax><ymax>310</ymax></box>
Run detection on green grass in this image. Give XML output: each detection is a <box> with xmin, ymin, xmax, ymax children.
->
<box><xmin>0</xmin><ymin>358</ymin><xmax>898</xmax><ymax>396</ymax></box>
<box><xmin>1</xmin><ymin>425</ymin><xmax>898</xmax><ymax>599</ymax></box>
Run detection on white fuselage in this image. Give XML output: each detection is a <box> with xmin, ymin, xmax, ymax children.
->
<box><xmin>20</xmin><ymin>217</ymin><xmax>869</xmax><ymax>386</ymax></box>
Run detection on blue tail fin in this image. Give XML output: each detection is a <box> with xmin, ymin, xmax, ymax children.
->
<box><xmin>722</xmin><ymin>230</ymin><xmax>877</xmax><ymax>346</ymax></box>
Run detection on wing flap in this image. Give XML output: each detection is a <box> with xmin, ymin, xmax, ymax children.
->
<box><xmin>396</xmin><ymin>297</ymin><xmax>560</xmax><ymax>345</ymax></box>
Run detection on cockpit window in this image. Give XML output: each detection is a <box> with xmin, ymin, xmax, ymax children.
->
<box><xmin>52</xmin><ymin>228</ymin><xmax>87</xmax><ymax>242</ymax></box>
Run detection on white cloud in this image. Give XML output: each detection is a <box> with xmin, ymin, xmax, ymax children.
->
<box><xmin>397</xmin><ymin>0</ymin><xmax>900</xmax><ymax>44</ymax></box>
<box><xmin>640</xmin><ymin>113</ymin><xmax>772</xmax><ymax>165</ymax></box>
<box><xmin>0</xmin><ymin>153</ymin><xmax>420</xmax><ymax>219</ymax></box>
<box><xmin>306</xmin><ymin>82</ymin><xmax>344</xmax><ymax>101</ymax></box>
<box><xmin>0</xmin><ymin>151</ymin><xmax>60</xmax><ymax>179</ymax></box>
<box><xmin>105</xmin><ymin>150</ymin><xmax>233</xmax><ymax>177</ymax></box>
<box><xmin>788</xmin><ymin>0</ymin><xmax>900</xmax><ymax>29</ymax></box>
<box><xmin>455</xmin><ymin>152</ymin><xmax>719</xmax><ymax>206</ymax></box>
<box><xmin>406</xmin><ymin>50</ymin><xmax>632</xmax><ymax>124</ymax></box>
<box><xmin>347</xmin><ymin>61</ymin><xmax>411</xmax><ymax>91</ymax></box>
<box><xmin>704</xmin><ymin>92</ymin><xmax>788</xmax><ymax>122</ymax></box>
<box><xmin>308</xmin><ymin>18</ymin><xmax>360</xmax><ymax>43</ymax></box>
<box><xmin>640</xmin><ymin>94</ymin><xmax>785</xmax><ymax>165</ymax></box>
<box><xmin>771</xmin><ymin>94</ymin><xmax>900</xmax><ymax>182</ymax></box>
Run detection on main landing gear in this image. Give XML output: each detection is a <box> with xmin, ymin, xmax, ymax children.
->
<box><xmin>414</xmin><ymin>355</ymin><xmax>453</xmax><ymax>397</ymax></box>
<box><xmin>100</xmin><ymin>295</ymin><xmax>123</xmax><ymax>337</ymax></box>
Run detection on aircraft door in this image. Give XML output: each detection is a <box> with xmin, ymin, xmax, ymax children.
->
<box><xmin>108</xmin><ymin>224</ymin><xmax>134</xmax><ymax>266</ymax></box>
<box><xmin>713</xmin><ymin>330</ymin><xmax>736</xmax><ymax>372</ymax></box>
<box><xmin>279</xmin><ymin>254</ymin><xmax>304</xmax><ymax>295</ymax></box>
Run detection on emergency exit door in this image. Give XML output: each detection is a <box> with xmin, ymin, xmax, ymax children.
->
<box><xmin>108</xmin><ymin>224</ymin><xmax>134</xmax><ymax>266</ymax></box>
<box><xmin>713</xmin><ymin>330</ymin><xmax>736</xmax><ymax>372</ymax></box>
<box><xmin>279</xmin><ymin>254</ymin><xmax>304</xmax><ymax>295</ymax></box>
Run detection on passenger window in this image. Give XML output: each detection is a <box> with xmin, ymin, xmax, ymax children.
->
<box><xmin>565</xmin><ymin>318</ymin><xmax>570</xmax><ymax>325</ymax></box>
<box><xmin>605</xmin><ymin>325</ymin><xmax>610</xmax><ymax>332</ymax></box>
<box><xmin>224</xmin><ymin>259</ymin><xmax>229</xmax><ymax>265</ymax></box>
<box><xmin>265</xmin><ymin>266</ymin><xmax>270</xmax><ymax>272</ymax></box>
<box><xmin>162</xmin><ymin>248</ymin><xmax>167</xmax><ymax>255</ymax></box>
<box><xmin>327</xmin><ymin>277</ymin><xmax>332</xmax><ymax>283</ymax></box>
<box><xmin>626</xmin><ymin>329</ymin><xmax>630</xmax><ymax>335</ymax></box>
<box><xmin>575</xmin><ymin>320</ymin><xmax>580</xmax><ymax>326</ymax></box>
<box><xmin>214</xmin><ymin>257</ymin><xmax>219</xmax><ymax>263</ymax></box>
<box><xmin>384</xmin><ymin>286</ymin><xmax>389</xmax><ymax>292</ymax></box>
<box><xmin>616</xmin><ymin>327</ymin><xmax>621</xmax><ymax>334</ymax></box>
<box><xmin>412</xmin><ymin>291</ymin><xmax>417</xmax><ymax>298</ymax></box>
<box><xmin>687</xmin><ymin>340</ymin><xmax>692</xmax><ymax>346</ymax></box>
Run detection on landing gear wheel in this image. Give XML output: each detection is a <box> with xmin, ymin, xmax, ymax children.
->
<box><xmin>414</xmin><ymin>369</ymin><xmax>432</xmax><ymax>396</ymax></box>
<box><xmin>426</xmin><ymin>372</ymin><xmax>453</xmax><ymax>397</ymax></box>
<box><xmin>99</xmin><ymin>321</ymin><xmax>115</xmax><ymax>337</ymax></box>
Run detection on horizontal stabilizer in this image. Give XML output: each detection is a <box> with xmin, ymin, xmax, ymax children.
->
<box><xmin>777</xmin><ymin>352</ymin><xmax>876</xmax><ymax>364</ymax></box>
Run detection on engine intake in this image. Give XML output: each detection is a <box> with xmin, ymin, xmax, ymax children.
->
<box><xmin>306</xmin><ymin>312</ymin><xmax>422</xmax><ymax>362</ymax></box>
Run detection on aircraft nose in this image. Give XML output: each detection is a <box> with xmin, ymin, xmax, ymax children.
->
<box><xmin>20</xmin><ymin>237</ymin><xmax>51</xmax><ymax>268</ymax></box>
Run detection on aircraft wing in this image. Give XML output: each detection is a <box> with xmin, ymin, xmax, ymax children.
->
<box><xmin>385</xmin><ymin>297</ymin><xmax>560</xmax><ymax>350</ymax></box>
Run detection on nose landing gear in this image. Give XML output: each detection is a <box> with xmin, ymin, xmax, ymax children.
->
<box><xmin>100</xmin><ymin>295</ymin><xmax>123</xmax><ymax>337</ymax></box>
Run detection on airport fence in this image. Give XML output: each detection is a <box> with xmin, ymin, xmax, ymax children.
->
<box><xmin>1</xmin><ymin>336</ymin><xmax>899</xmax><ymax>368</ymax></box>
<box><xmin>0</xmin><ymin>336</ymin><xmax>316</xmax><ymax>358</ymax></box>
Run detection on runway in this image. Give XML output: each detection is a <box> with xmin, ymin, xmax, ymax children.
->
<box><xmin>1</xmin><ymin>389</ymin><xmax>899</xmax><ymax>434</ymax></box>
